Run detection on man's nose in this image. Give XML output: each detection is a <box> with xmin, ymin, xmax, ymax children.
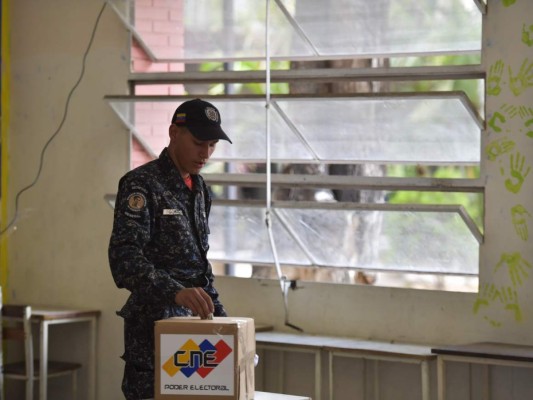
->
<box><xmin>199</xmin><ymin>143</ymin><xmax>210</xmax><ymax>159</ymax></box>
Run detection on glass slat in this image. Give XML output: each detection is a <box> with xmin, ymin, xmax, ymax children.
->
<box><xmin>108</xmin><ymin>0</ymin><xmax>481</xmax><ymax>62</ymax></box>
<box><xmin>106</xmin><ymin>95</ymin><xmax>481</xmax><ymax>164</ymax></box>
<box><xmin>208</xmin><ymin>204</ymin><xmax>479</xmax><ymax>274</ymax></box>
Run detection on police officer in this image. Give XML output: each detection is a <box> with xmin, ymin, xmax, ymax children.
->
<box><xmin>109</xmin><ymin>99</ymin><xmax>232</xmax><ymax>399</ymax></box>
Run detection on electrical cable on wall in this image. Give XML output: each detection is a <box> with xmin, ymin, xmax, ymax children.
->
<box><xmin>0</xmin><ymin>2</ymin><xmax>107</xmax><ymax>237</ymax></box>
<box><xmin>264</xmin><ymin>0</ymin><xmax>303</xmax><ymax>332</ymax></box>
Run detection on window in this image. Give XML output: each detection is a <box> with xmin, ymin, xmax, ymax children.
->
<box><xmin>106</xmin><ymin>0</ymin><xmax>485</xmax><ymax>291</ymax></box>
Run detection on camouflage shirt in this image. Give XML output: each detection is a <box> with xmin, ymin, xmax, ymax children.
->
<box><xmin>108</xmin><ymin>148</ymin><xmax>226</xmax><ymax>389</ymax></box>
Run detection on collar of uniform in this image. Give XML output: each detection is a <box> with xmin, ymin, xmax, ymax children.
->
<box><xmin>158</xmin><ymin>148</ymin><xmax>180</xmax><ymax>177</ymax></box>
<box><xmin>159</xmin><ymin>147</ymin><xmax>202</xmax><ymax>192</ymax></box>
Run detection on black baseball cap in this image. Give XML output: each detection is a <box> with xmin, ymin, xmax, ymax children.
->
<box><xmin>171</xmin><ymin>99</ymin><xmax>232</xmax><ymax>144</ymax></box>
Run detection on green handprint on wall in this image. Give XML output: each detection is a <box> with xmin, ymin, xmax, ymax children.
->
<box><xmin>494</xmin><ymin>252</ymin><xmax>532</xmax><ymax>287</ymax></box>
<box><xmin>523</xmin><ymin>24</ymin><xmax>533</xmax><ymax>47</ymax></box>
<box><xmin>473</xmin><ymin>283</ymin><xmax>501</xmax><ymax>314</ymax></box>
<box><xmin>502</xmin><ymin>0</ymin><xmax>516</xmax><ymax>6</ymax></box>
<box><xmin>487</xmin><ymin>60</ymin><xmax>505</xmax><ymax>96</ymax></box>
<box><xmin>488</xmin><ymin>111</ymin><xmax>506</xmax><ymax>133</ymax></box>
<box><xmin>509</xmin><ymin>59</ymin><xmax>533</xmax><ymax>96</ymax></box>
<box><xmin>499</xmin><ymin>104</ymin><xmax>533</xmax><ymax>121</ymax></box>
<box><xmin>517</xmin><ymin>106</ymin><xmax>533</xmax><ymax>119</ymax></box>
<box><xmin>505</xmin><ymin>152</ymin><xmax>530</xmax><ymax>193</ymax></box>
<box><xmin>486</xmin><ymin>137</ymin><xmax>515</xmax><ymax>161</ymax></box>
<box><xmin>500</xmin><ymin>286</ymin><xmax>523</xmax><ymax>322</ymax></box>
<box><xmin>473</xmin><ymin>283</ymin><xmax>524</xmax><ymax>327</ymax></box>
<box><xmin>489</xmin><ymin>105</ymin><xmax>533</xmax><ymax>137</ymax></box>
<box><xmin>511</xmin><ymin>204</ymin><xmax>531</xmax><ymax>241</ymax></box>
<box><xmin>526</xmin><ymin>117</ymin><xmax>533</xmax><ymax>138</ymax></box>
<box><xmin>501</xmin><ymin>103</ymin><xmax>518</xmax><ymax>118</ymax></box>
<box><xmin>473</xmin><ymin>283</ymin><xmax>503</xmax><ymax>327</ymax></box>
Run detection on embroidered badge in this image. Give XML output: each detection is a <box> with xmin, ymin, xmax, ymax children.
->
<box><xmin>127</xmin><ymin>193</ymin><xmax>146</xmax><ymax>211</ymax></box>
<box><xmin>205</xmin><ymin>107</ymin><xmax>219</xmax><ymax>122</ymax></box>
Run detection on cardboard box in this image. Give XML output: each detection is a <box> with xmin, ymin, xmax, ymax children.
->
<box><xmin>155</xmin><ymin>317</ymin><xmax>255</xmax><ymax>400</ymax></box>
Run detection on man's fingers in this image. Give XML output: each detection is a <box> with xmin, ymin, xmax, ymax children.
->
<box><xmin>197</xmin><ymin>288</ymin><xmax>215</xmax><ymax>314</ymax></box>
<box><xmin>175</xmin><ymin>287</ymin><xmax>214</xmax><ymax>319</ymax></box>
<box><xmin>189</xmin><ymin>289</ymin><xmax>210</xmax><ymax>318</ymax></box>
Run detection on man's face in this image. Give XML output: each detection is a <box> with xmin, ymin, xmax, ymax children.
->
<box><xmin>168</xmin><ymin>125</ymin><xmax>218</xmax><ymax>177</ymax></box>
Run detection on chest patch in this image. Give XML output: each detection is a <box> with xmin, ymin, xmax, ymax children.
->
<box><xmin>127</xmin><ymin>192</ymin><xmax>147</xmax><ymax>211</ymax></box>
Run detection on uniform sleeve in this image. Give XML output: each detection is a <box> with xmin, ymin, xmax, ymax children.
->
<box><xmin>108</xmin><ymin>176</ymin><xmax>184</xmax><ymax>304</ymax></box>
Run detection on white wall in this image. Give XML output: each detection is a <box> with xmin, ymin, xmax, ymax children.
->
<box><xmin>6</xmin><ymin>1</ymin><xmax>130</xmax><ymax>399</ymax></box>
<box><xmin>4</xmin><ymin>0</ymin><xmax>533</xmax><ymax>399</ymax></box>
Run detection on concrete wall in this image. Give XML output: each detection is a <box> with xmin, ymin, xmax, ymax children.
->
<box><xmin>5</xmin><ymin>1</ymin><xmax>130</xmax><ymax>398</ymax></box>
<box><xmin>3</xmin><ymin>0</ymin><xmax>533</xmax><ymax>399</ymax></box>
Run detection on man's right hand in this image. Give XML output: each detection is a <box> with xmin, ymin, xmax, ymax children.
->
<box><xmin>174</xmin><ymin>287</ymin><xmax>214</xmax><ymax>319</ymax></box>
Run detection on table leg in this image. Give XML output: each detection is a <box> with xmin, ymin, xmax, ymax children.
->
<box><xmin>373</xmin><ymin>360</ymin><xmax>380</xmax><ymax>400</ymax></box>
<box><xmin>314</xmin><ymin>350</ymin><xmax>321</xmax><ymax>400</ymax></box>
<box><xmin>40</xmin><ymin>321</ymin><xmax>49</xmax><ymax>400</ymax></box>
<box><xmin>89</xmin><ymin>316</ymin><xmax>97</xmax><ymax>400</ymax></box>
<box><xmin>278</xmin><ymin>351</ymin><xmax>284</xmax><ymax>394</ymax></box>
<box><xmin>328</xmin><ymin>352</ymin><xmax>334</xmax><ymax>400</ymax></box>
<box><xmin>437</xmin><ymin>356</ymin><xmax>445</xmax><ymax>400</ymax></box>
<box><xmin>421</xmin><ymin>360</ymin><xmax>430</xmax><ymax>400</ymax></box>
<box><xmin>482</xmin><ymin>364</ymin><xmax>490</xmax><ymax>400</ymax></box>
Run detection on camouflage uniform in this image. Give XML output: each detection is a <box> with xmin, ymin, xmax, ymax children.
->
<box><xmin>109</xmin><ymin>148</ymin><xmax>226</xmax><ymax>399</ymax></box>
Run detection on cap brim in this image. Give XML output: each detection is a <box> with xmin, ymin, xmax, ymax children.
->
<box><xmin>187</xmin><ymin>124</ymin><xmax>232</xmax><ymax>144</ymax></box>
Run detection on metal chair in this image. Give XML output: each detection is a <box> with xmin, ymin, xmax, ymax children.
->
<box><xmin>2</xmin><ymin>304</ymin><xmax>82</xmax><ymax>400</ymax></box>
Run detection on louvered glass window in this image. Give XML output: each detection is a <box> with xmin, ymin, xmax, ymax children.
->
<box><xmin>106</xmin><ymin>0</ymin><xmax>485</xmax><ymax>291</ymax></box>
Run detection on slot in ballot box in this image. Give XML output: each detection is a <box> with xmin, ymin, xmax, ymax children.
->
<box><xmin>155</xmin><ymin>317</ymin><xmax>255</xmax><ymax>400</ymax></box>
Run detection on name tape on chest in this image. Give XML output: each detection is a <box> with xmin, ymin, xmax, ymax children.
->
<box><xmin>163</xmin><ymin>209</ymin><xmax>183</xmax><ymax>216</ymax></box>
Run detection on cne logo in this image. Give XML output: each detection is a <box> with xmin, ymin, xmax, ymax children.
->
<box><xmin>162</xmin><ymin>338</ymin><xmax>232</xmax><ymax>378</ymax></box>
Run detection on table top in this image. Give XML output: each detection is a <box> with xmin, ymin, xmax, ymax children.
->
<box><xmin>255</xmin><ymin>391</ymin><xmax>311</xmax><ymax>400</ymax></box>
<box><xmin>28</xmin><ymin>306</ymin><xmax>101</xmax><ymax>321</ymax></box>
<box><xmin>431</xmin><ymin>342</ymin><xmax>533</xmax><ymax>363</ymax></box>
<box><xmin>256</xmin><ymin>331</ymin><xmax>435</xmax><ymax>359</ymax></box>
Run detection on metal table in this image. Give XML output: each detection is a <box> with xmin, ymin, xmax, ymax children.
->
<box><xmin>31</xmin><ymin>306</ymin><xmax>101</xmax><ymax>400</ymax></box>
<box><xmin>256</xmin><ymin>331</ymin><xmax>435</xmax><ymax>400</ymax></box>
<box><xmin>432</xmin><ymin>342</ymin><xmax>533</xmax><ymax>400</ymax></box>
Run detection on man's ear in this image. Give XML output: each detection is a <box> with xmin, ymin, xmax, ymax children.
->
<box><xmin>169</xmin><ymin>124</ymin><xmax>178</xmax><ymax>140</ymax></box>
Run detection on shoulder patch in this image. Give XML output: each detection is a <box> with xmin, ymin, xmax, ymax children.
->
<box><xmin>127</xmin><ymin>192</ymin><xmax>147</xmax><ymax>211</ymax></box>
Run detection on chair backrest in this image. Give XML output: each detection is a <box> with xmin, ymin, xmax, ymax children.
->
<box><xmin>2</xmin><ymin>305</ymin><xmax>35</xmax><ymax>384</ymax></box>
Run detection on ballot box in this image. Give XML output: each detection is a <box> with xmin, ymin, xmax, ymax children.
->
<box><xmin>155</xmin><ymin>316</ymin><xmax>255</xmax><ymax>400</ymax></box>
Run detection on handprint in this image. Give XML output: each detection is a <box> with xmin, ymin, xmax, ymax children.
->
<box><xmin>526</xmin><ymin>118</ymin><xmax>533</xmax><ymax>138</ymax></box>
<box><xmin>502</xmin><ymin>0</ymin><xmax>516</xmax><ymax>6</ymax></box>
<box><xmin>509</xmin><ymin>59</ymin><xmax>533</xmax><ymax>96</ymax></box>
<box><xmin>494</xmin><ymin>252</ymin><xmax>532</xmax><ymax>287</ymax></box>
<box><xmin>490</xmin><ymin>106</ymin><xmax>533</xmax><ymax>138</ymax></box>
<box><xmin>523</xmin><ymin>24</ymin><xmax>533</xmax><ymax>47</ymax></box>
<box><xmin>473</xmin><ymin>283</ymin><xmax>501</xmax><ymax>314</ymax></box>
<box><xmin>505</xmin><ymin>152</ymin><xmax>530</xmax><ymax>194</ymax></box>
<box><xmin>518</xmin><ymin>106</ymin><xmax>533</xmax><ymax>119</ymax></box>
<box><xmin>488</xmin><ymin>111</ymin><xmax>506</xmax><ymax>133</ymax></box>
<box><xmin>511</xmin><ymin>204</ymin><xmax>532</xmax><ymax>241</ymax></box>
<box><xmin>487</xmin><ymin>60</ymin><xmax>505</xmax><ymax>96</ymax></box>
<box><xmin>505</xmin><ymin>106</ymin><xmax>533</xmax><ymax>138</ymax></box>
<box><xmin>501</xmin><ymin>103</ymin><xmax>518</xmax><ymax>119</ymax></box>
<box><xmin>500</xmin><ymin>286</ymin><xmax>523</xmax><ymax>322</ymax></box>
<box><xmin>485</xmin><ymin>137</ymin><xmax>515</xmax><ymax>161</ymax></box>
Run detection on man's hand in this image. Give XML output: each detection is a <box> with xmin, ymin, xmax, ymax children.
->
<box><xmin>174</xmin><ymin>287</ymin><xmax>214</xmax><ymax>319</ymax></box>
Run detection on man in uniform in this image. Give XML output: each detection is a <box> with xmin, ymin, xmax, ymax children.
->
<box><xmin>108</xmin><ymin>99</ymin><xmax>232</xmax><ymax>399</ymax></box>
